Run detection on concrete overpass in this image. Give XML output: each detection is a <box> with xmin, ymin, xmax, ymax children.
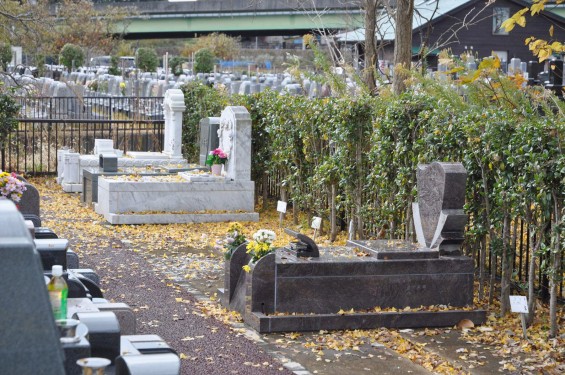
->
<box><xmin>95</xmin><ymin>0</ymin><xmax>364</xmax><ymax>39</ymax></box>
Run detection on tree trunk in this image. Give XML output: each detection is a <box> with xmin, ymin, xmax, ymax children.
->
<box><xmin>526</xmin><ymin>205</ymin><xmax>546</xmax><ymax>326</ymax></box>
<box><xmin>330</xmin><ymin>183</ymin><xmax>337</xmax><ymax>242</ymax></box>
<box><xmin>392</xmin><ymin>0</ymin><xmax>414</xmax><ymax>95</ymax></box>
<box><xmin>364</xmin><ymin>0</ymin><xmax>379</xmax><ymax>94</ymax></box>
<box><xmin>549</xmin><ymin>192</ymin><xmax>561</xmax><ymax>338</ymax></box>
<box><xmin>500</xmin><ymin>211</ymin><xmax>511</xmax><ymax>316</ymax></box>
<box><xmin>479</xmin><ymin>235</ymin><xmax>486</xmax><ymax>300</ymax></box>
<box><xmin>262</xmin><ymin>171</ymin><xmax>269</xmax><ymax>211</ymax></box>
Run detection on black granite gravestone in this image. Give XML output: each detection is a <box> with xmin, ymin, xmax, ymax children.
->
<box><xmin>199</xmin><ymin>117</ymin><xmax>220</xmax><ymax>165</ymax></box>
<box><xmin>413</xmin><ymin>162</ymin><xmax>467</xmax><ymax>255</ymax></box>
<box><xmin>18</xmin><ymin>182</ymin><xmax>42</xmax><ymax>227</ymax></box>
<box><xmin>221</xmin><ymin>162</ymin><xmax>484</xmax><ymax>333</ymax></box>
<box><xmin>0</xmin><ymin>199</ymin><xmax>66</xmax><ymax>374</ymax></box>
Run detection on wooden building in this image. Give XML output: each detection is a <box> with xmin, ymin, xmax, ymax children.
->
<box><xmin>337</xmin><ymin>0</ymin><xmax>565</xmax><ymax>69</ymax></box>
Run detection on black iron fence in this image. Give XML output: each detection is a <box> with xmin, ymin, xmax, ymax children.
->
<box><xmin>1</xmin><ymin>96</ymin><xmax>164</xmax><ymax>175</ymax></box>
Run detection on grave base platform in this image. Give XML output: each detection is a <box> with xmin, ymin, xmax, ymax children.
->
<box><xmin>246</xmin><ymin>310</ymin><xmax>487</xmax><ymax>333</ymax></box>
<box><xmin>62</xmin><ymin>182</ymin><xmax>83</xmax><ymax>193</ymax></box>
<box><xmin>95</xmin><ymin>177</ymin><xmax>257</xmax><ymax>225</ymax></box>
<box><xmin>223</xmin><ymin>242</ymin><xmax>486</xmax><ymax>333</ymax></box>
<box><xmin>98</xmin><ymin>211</ymin><xmax>260</xmax><ymax>225</ymax></box>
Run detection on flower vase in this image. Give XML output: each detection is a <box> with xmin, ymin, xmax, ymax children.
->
<box><xmin>211</xmin><ymin>164</ymin><xmax>222</xmax><ymax>176</ymax></box>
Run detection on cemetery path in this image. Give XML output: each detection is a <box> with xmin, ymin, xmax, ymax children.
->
<box><xmin>37</xmin><ymin>179</ymin><xmax>292</xmax><ymax>375</ymax></box>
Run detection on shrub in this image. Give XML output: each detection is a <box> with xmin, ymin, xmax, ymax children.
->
<box><xmin>169</xmin><ymin>56</ymin><xmax>185</xmax><ymax>76</ymax></box>
<box><xmin>108</xmin><ymin>56</ymin><xmax>120</xmax><ymax>76</ymax></box>
<box><xmin>0</xmin><ymin>44</ymin><xmax>12</xmax><ymax>71</ymax></box>
<box><xmin>136</xmin><ymin>48</ymin><xmax>158</xmax><ymax>72</ymax></box>
<box><xmin>194</xmin><ymin>48</ymin><xmax>215</xmax><ymax>74</ymax></box>
<box><xmin>0</xmin><ymin>92</ymin><xmax>19</xmax><ymax>149</ymax></box>
<box><xmin>59</xmin><ymin>44</ymin><xmax>84</xmax><ymax>72</ymax></box>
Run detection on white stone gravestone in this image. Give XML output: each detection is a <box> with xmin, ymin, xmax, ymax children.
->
<box><xmin>218</xmin><ymin>106</ymin><xmax>251</xmax><ymax>181</ymax></box>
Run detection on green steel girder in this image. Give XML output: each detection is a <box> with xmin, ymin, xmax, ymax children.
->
<box><xmin>121</xmin><ymin>12</ymin><xmax>363</xmax><ymax>35</ymax></box>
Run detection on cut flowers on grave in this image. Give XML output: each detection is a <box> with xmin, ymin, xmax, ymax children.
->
<box><xmin>218</xmin><ymin>222</ymin><xmax>246</xmax><ymax>260</ymax></box>
<box><xmin>244</xmin><ymin>229</ymin><xmax>276</xmax><ymax>267</ymax></box>
<box><xmin>0</xmin><ymin>170</ymin><xmax>26</xmax><ymax>203</ymax></box>
<box><xmin>206</xmin><ymin>148</ymin><xmax>228</xmax><ymax>166</ymax></box>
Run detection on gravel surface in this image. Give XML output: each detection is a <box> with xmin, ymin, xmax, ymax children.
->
<box><xmin>85</xmin><ymin>244</ymin><xmax>288</xmax><ymax>374</ymax></box>
<box><xmin>38</xmin><ymin>201</ymin><xmax>291</xmax><ymax>374</ymax></box>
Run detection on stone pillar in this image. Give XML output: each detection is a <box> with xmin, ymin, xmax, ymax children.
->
<box><xmin>162</xmin><ymin>89</ymin><xmax>186</xmax><ymax>158</ymax></box>
<box><xmin>63</xmin><ymin>153</ymin><xmax>81</xmax><ymax>184</ymax></box>
<box><xmin>218</xmin><ymin>106</ymin><xmax>251</xmax><ymax>181</ymax></box>
<box><xmin>57</xmin><ymin>149</ymin><xmax>71</xmax><ymax>184</ymax></box>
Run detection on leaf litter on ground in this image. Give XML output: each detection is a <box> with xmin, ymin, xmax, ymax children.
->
<box><xmin>33</xmin><ymin>177</ymin><xmax>564</xmax><ymax>374</ymax></box>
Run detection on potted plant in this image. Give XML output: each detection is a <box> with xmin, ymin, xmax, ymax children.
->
<box><xmin>205</xmin><ymin>147</ymin><xmax>228</xmax><ymax>176</ymax></box>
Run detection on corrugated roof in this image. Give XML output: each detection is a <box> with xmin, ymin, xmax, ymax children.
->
<box><xmin>335</xmin><ymin>0</ymin><xmax>470</xmax><ymax>42</ymax></box>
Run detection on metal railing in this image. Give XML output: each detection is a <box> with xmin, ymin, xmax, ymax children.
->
<box><xmin>1</xmin><ymin>96</ymin><xmax>165</xmax><ymax>175</ymax></box>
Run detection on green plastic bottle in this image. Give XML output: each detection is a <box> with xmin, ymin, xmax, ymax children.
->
<box><xmin>47</xmin><ymin>265</ymin><xmax>68</xmax><ymax>320</ymax></box>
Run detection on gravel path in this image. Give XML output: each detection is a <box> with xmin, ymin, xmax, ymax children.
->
<box><xmin>82</xmin><ymin>243</ymin><xmax>289</xmax><ymax>375</ymax></box>
<box><xmin>37</xmin><ymin>184</ymin><xmax>291</xmax><ymax>375</ymax></box>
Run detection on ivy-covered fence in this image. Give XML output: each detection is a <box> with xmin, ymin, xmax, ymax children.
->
<box><xmin>181</xmin><ymin>75</ymin><xmax>565</xmax><ymax>333</ymax></box>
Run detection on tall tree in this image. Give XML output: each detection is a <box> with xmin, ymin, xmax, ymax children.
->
<box><xmin>1</xmin><ymin>0</ymin><xmax>136</xmax><ymax>69</ymax></box>
<box><xmin>363</xmin><ymin>0</ymin><xmax>379</xmax><ymax>95</ymax></box>
<box><xmin>392</xmin><ymin>0</ymin><xmax>414</xmax><ymax>94</ymax></box>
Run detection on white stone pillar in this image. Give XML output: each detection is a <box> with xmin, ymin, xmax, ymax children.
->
<box><xmin>163</xmin><ymin>89</ymin><xmax>186</xmax><ymax>158</ymax></box>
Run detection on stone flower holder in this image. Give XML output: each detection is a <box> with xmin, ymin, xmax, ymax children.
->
<box><xmin>76</xmin><ymin>357</ymin><xmax>111</xmax><ymax>375</ymax></box>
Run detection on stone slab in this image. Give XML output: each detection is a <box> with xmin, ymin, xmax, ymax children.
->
<box><xmin>99</xmin><ymin>212</ymin><xmax>260</xmax><ymax>225</ymax></box>
<box><xmin>247</xmin><ymin>310</ymin><xmax>487</xmax><ymax>333</ymax></box>
<box><xmin>95</xmin><ymin>178</ymin><xmax>255</xmax><ymax>214</ymax></box>
<box><xmin>127</xmin><ymin>151</ymin><xmax>171</xmax><ymax>160</ymax></box>
<box><xmin>347</xmin><ymin>239</ymin><xmax>439</xmax><ymax>260</ymax></box>
<box><xmin>82</xmin><ymin>167</ymin><xmax>174</xmax><ymax>204</ymax></box>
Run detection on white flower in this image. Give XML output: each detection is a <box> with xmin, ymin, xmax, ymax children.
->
<box><xmin>252</xmin><ymin>229</ymin><xmax>276</xmax><ymax>244</ymax></box>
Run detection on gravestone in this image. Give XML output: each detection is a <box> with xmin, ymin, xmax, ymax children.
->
<box><xmin>93</xmin><ymin>139</ymin><xmax>115</xmax><ymax>156</ymax></box>
<box><xmin>238</xmin><ymin>81</ymin><xmax>251</xmax><ymax>95</ymax></box>
<box><xmin>218</xmin><ymin>106</ymin><xmax>251</xmax><ymax>181</ymax></box>
<box><xmin>230</xmin><ymin>81</ymin><xmax>241</xmax><ymax>95</ymax></box>
<box><xmin>63</xmin><ymin>152</ymin><xmax>81</xmax><ymax>185</ymax></box>
<box><xmin>199</xmin><ymin>117</ymin><xmax>220</xmax><ymax>165</ymax></box>
<box><xmin>412</xmin><ymin>162</ymin><xmax>467</xmax><ymax>255</ymax></box>
<box><xmin>19</xmin><ymin>182</ymin><xmax>41</xmax><ymax>227</ymax></box>
<box><xmin>0</xmin><ymin>200</ymin><xmax>66</xmax><ymax>374</ymax></box>
<box><xmin>508</xmin><ymin>57</ymin><xmax>522</xmax><ymax>75</ymax></box>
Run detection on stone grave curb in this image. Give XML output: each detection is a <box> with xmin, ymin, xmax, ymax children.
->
<box><xmin>247</xmin><ymin>310</ymin><xmax>487</xmax><ymax>334</ymax></box>
<box><xmin>100</xmin><ymin>212</ymin><xmax>260</xmax><ymax>225</ymax></box>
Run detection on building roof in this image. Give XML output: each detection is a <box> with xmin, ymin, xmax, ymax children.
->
<box><xmin>335</xmin><ymin>0</ymin><xmax>478</xmax><ymax>43</ymax></box>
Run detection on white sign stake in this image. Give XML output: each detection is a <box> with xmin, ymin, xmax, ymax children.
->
<box><xmin>510</xmin><ymin>295</ymin><xmax>529</xmax><ymax>339</ymax></box>
<box><xmin>311</xmin><ymin>217</ymin><xmax>322</xmax><ymax>241</ymax></box>
<box><xmin>277</xmin><ymin>200</ymin><xmax>287</xmax><ymax>228</ymax></box>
